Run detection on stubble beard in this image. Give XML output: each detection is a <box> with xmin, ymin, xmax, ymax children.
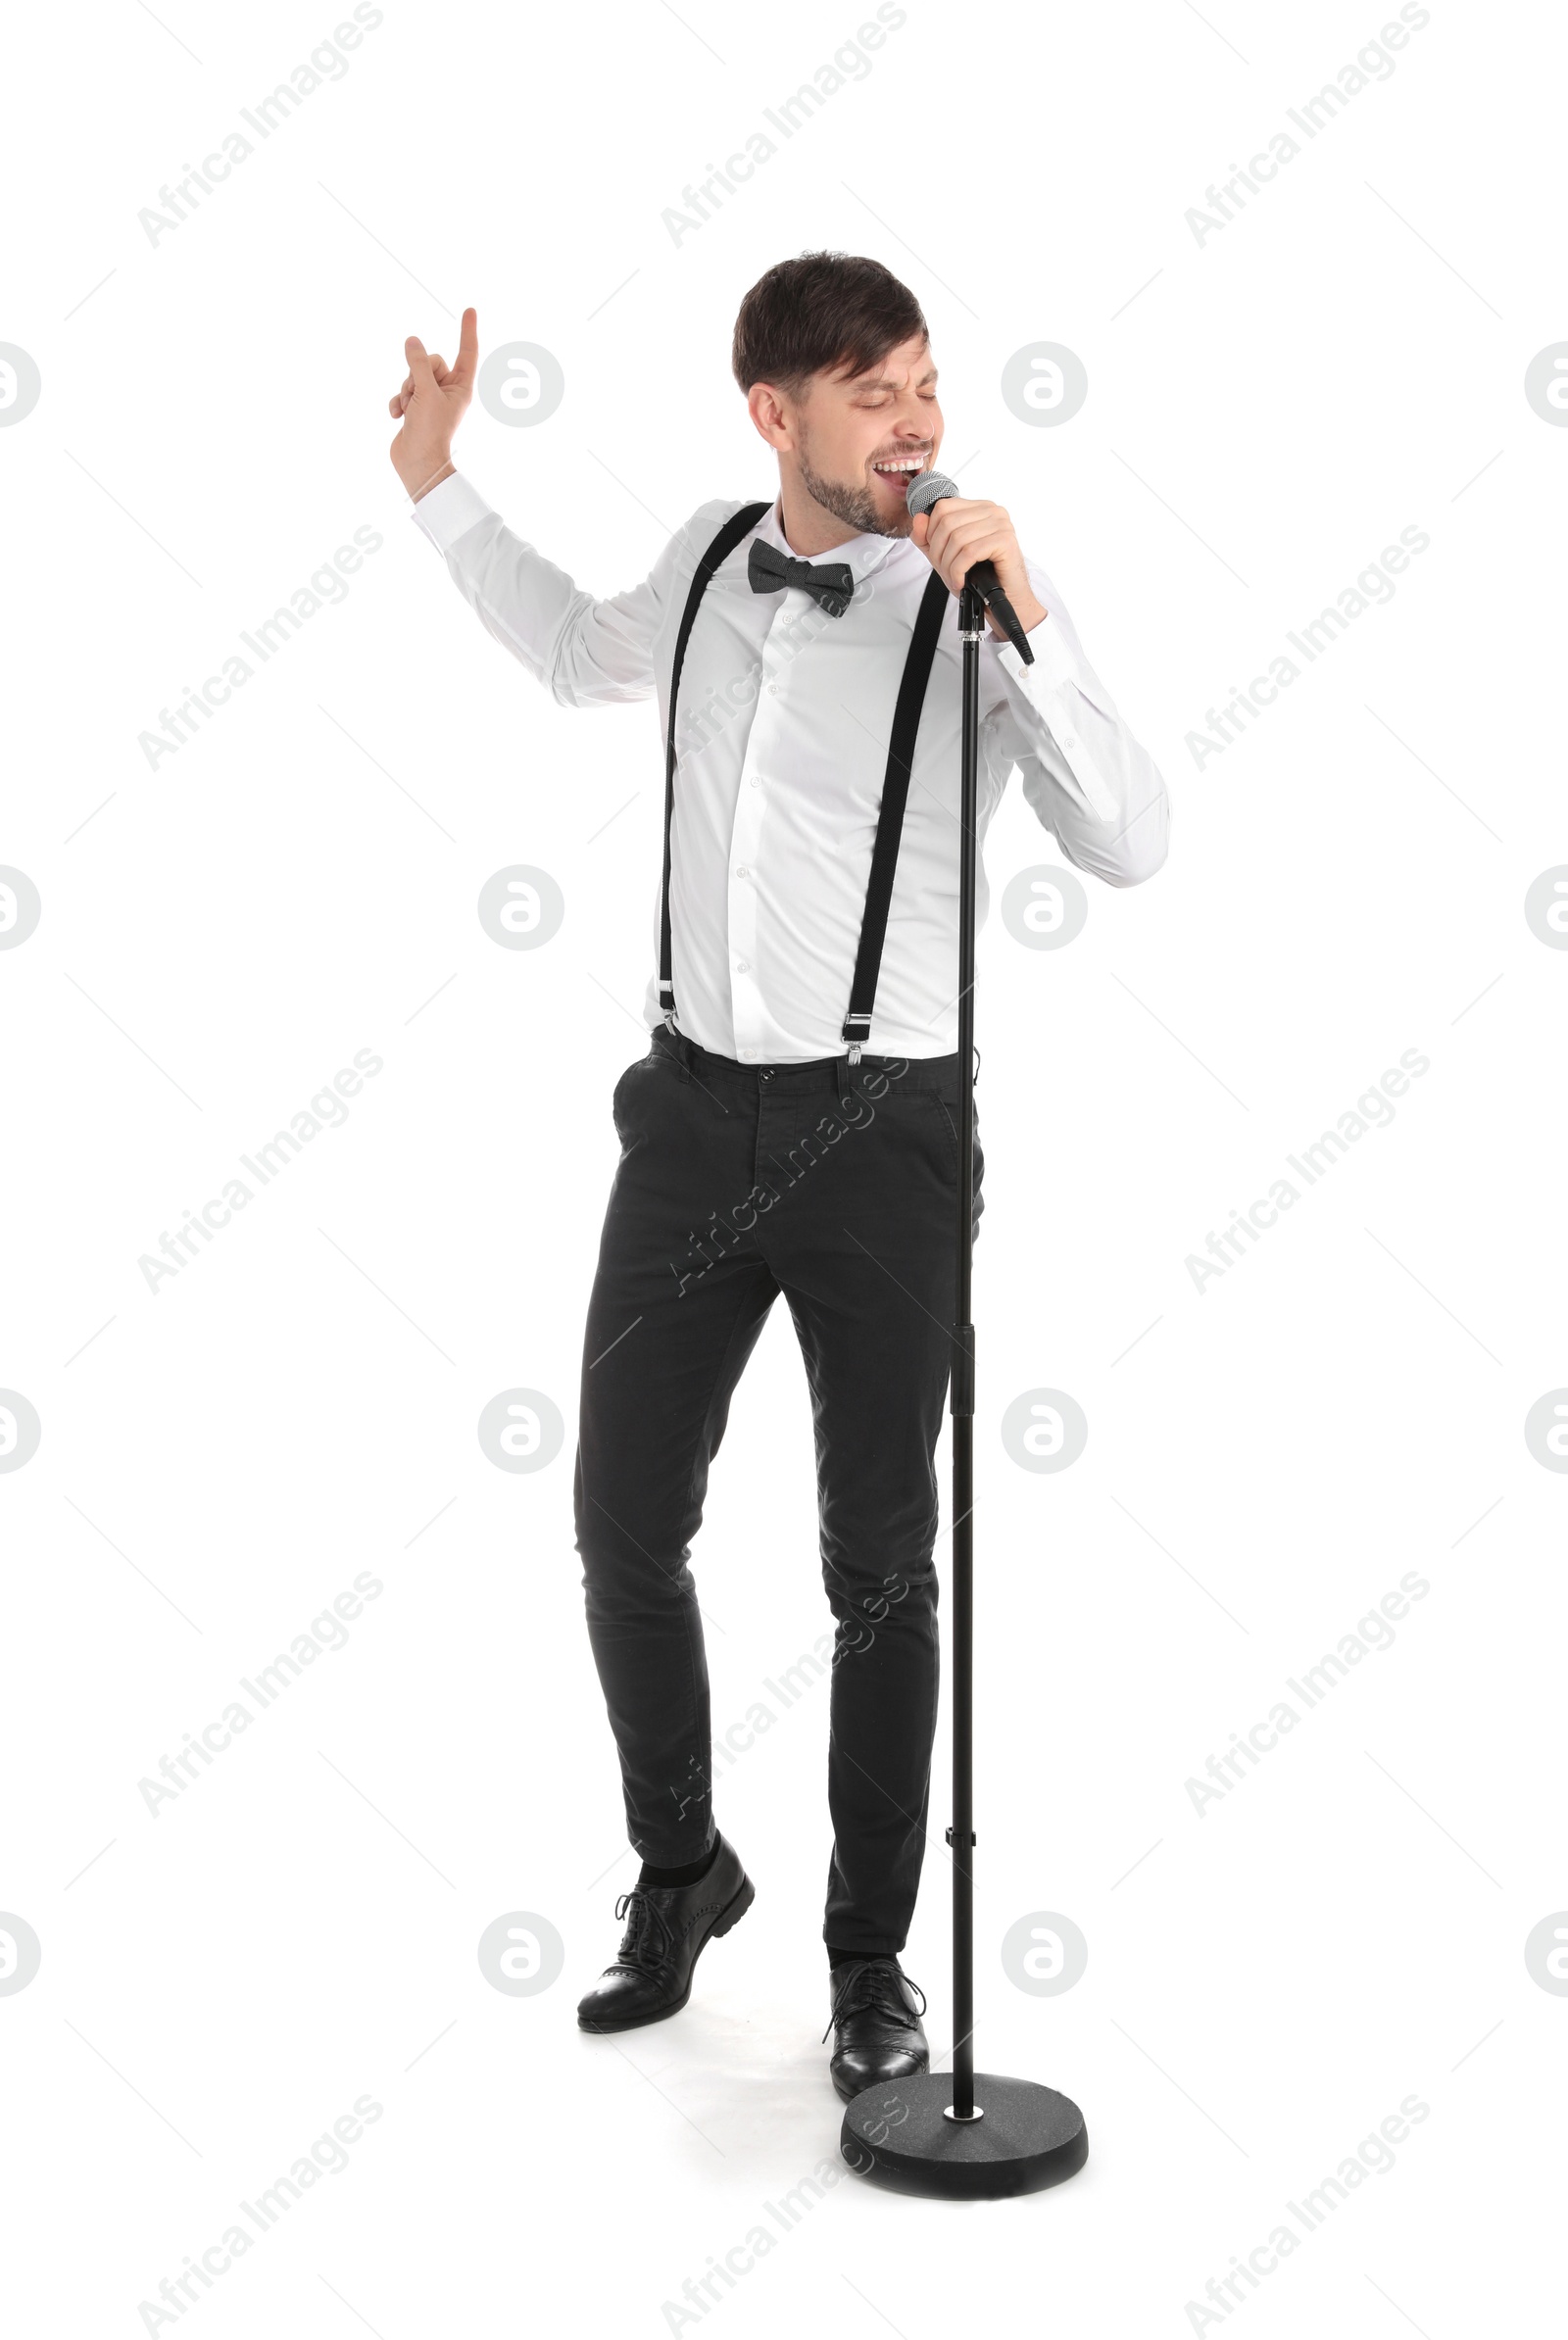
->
<box><xmin>794</xmin><ymin>428</ymin><xmax>910</xmax><ymax>542</ymax></box>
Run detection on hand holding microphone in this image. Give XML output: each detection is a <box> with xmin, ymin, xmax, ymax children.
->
<box><xmin>906</xmin><ymin>470</ymin><xmax>1043</xmax><ymax>662</ymax></box>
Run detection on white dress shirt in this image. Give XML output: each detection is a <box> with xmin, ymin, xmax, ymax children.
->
<box><xmin>413</xmin><ymin>472</ymin><xmax>1169</xmax><ymax>1062</ymax></box>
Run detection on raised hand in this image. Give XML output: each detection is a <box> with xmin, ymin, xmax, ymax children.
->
<box><xmin>388</xmin><ymin>306</ymin><xmax>478</xmax><ymax>500</ymax></box>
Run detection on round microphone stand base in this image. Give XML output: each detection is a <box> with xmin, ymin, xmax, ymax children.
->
<box><xmin>839</xmin><ymin>2072</ymin><xmax>1088</xmax><ymax>2201</ymax></box>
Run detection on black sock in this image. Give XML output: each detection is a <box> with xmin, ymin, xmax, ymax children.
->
<box><xmin>638</xmin><ymin>1840</ymin><xmax>718</xmax><ymax>1890</ymax></box>
<box><xmin>828</xmin><ymin>1944</ymin><xmax>890</xmax><ymax>1969</ymax></box>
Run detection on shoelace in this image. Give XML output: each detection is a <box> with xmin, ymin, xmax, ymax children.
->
<box><xmin>822</xmin><ymin>1964</ymin><xmax>927</xmax><ymax>2043</ymax></box>
<box><xmin>607</xmin><ymin>1888</ymin><xmax>676</xmax><ymax>1975</ymax></box>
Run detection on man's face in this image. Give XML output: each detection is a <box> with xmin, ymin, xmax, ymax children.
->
<box><xmin>782</xmin><ymin>333</ymin><xmax>943</xmax><ymax>539</ymax></box>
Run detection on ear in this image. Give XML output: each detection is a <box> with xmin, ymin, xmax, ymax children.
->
<box><xmin>747</xmin><ymin>380</ymin><xmax>793</xmax><ymax>452</ymax></box>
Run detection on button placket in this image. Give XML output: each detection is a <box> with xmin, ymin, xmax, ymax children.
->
<box><xmin>730</xmin><ymin>605</ymin><xmax>785</xmax><ymax>1060</ymax></box>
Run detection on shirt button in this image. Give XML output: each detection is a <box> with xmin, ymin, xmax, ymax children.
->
<box><xmin>736</xmin><ymin>959</ymin><xmax>750</xmax><ymax>972</ymax></box>
<box><xmin>736</xmin><ymin>866</ymin><xmax>750</xmax><ymax>879</ymax></box>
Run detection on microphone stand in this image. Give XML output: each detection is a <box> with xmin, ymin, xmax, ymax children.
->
<box><xmin>838</xmin><ymin>580</ymin><xmax>1090</xmax><ymax>2199</ymax></box>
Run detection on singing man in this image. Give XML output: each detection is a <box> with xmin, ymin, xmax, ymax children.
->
<box><xmin>386</xmin><ymin>252</ymin><xmax>1168</xmax><ymax>2101</ymax></box>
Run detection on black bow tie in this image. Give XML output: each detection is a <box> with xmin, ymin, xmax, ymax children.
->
<box><xmin>747</xmin><ymin>536</ymin><xmax>856</xmax><ymax>618</ymax></box>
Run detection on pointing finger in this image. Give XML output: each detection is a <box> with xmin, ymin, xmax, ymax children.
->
<box><xmin>450</xmin><ymin>306</ymin><xmax>479</xmax><ymax>388</ymax></box>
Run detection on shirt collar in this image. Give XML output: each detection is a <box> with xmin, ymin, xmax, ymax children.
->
<box><xmin>756</xmin><ymin>494</ymin><xmax>911</xmax><ymax>588</ymax></box>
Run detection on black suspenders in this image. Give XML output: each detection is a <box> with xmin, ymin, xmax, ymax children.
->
<box><xmin>660</xmin><ymin>502</ymin><xmax>951</xmax><ymax>1069</ymax></box>
<box><xmin>659</xmin><ymin>502</ymin><xmax>769</xmax><ymax>1033</ymax></box>
<box><xmin>840</xmin><ymin>567</ymin><xmax>949</xmax><ymax>1059</ymax></box>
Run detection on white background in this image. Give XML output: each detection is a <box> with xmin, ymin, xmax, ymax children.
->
<box><xmin>3</xmin><ymin>0</ymin><xmax>1564</xmax><ymax>2331</ymax></box>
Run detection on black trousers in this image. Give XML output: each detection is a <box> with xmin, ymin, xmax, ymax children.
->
<box><xmin>572</xmin><ymin>1021</ymin><xmax>984</xmax><ymax>1957</ymax></box>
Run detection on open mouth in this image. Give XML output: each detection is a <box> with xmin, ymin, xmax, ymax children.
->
<box><xmin>871</xmin><ymin>457</ymin><xmax>927</xmax><ymax>497</ymax></box>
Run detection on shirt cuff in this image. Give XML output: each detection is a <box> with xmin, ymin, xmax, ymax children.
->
<box><xmin>408</xmin><ymin>470</ymin><xmax>495</xmax><ymax>555</ymax></box>
<box><xmin>996</xmin><ymin>609</ymin><xmax>1084</xmax><ymax>699</ymax></box>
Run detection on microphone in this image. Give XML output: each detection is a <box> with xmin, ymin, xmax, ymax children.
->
<box><xmin>906</xmin><ymin>469</ymin><xmax>1035</xmax><ymax>663</ymax></box>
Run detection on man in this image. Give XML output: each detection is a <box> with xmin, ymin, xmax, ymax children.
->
<box><xmin>387</xmin><ymin>252</ymin><xmax>1168</xmax><ymax>2101</ymax></box>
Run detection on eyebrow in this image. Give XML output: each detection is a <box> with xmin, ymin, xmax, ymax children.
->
<box><xmin>852</xmin><ymin>366</ymin><xmax>940</xmax><ymax>390</ymax></box>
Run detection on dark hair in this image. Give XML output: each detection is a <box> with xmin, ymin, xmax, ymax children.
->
<box><xmin>731</xmin><ymin>252</ymin><xmax>927</xmax><ymax>402</ymax></box>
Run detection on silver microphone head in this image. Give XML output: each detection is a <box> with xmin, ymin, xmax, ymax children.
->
<box><xmin>905</xmin><ymin>467</ymin><xmax>960</xmax><ymax>519</ymax></box>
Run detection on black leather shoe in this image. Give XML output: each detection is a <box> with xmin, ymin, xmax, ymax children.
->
<box><xmin>576</xmin><ymin>1835</ymin><xmax>754</xmax><ymax>2033</ymax></box>
<box><xmin>824</xmin><ymin>1957</ymin><xmax>929</xmax><ymax>2102</ymax></box>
